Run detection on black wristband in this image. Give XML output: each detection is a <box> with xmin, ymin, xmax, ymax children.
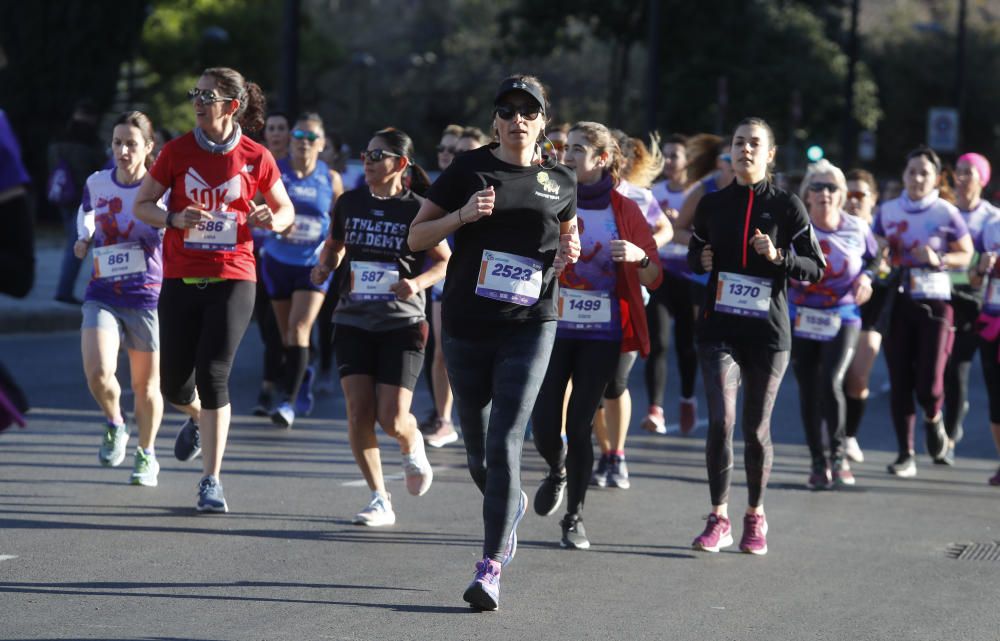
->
<box><xmin>639</xmin><ymin>254</ymin><xmax>650</xmax><ymax>268</ymax></box>
<box><xmin>165</xmin><ymin>211</ymin><xmax>175</xmax><ymax>229</ymax></box>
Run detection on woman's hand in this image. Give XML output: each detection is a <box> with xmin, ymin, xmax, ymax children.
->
<box><xmin>458</xmin><ymin>186</ymin><xmax>495</xmax><ymax>224</ymax></box>
<box><xmin>912</xmin><ymin>244</ymin><xmax>941</xmax><ymax>267</ymax></box>
<box><xmin>553</xmin><ymin>226</ymin><xmax>581</xmax><ymax>275</ymax></box>
<box><xmin>609</xmin><ymin>239</ymin><xmax>645</xmax><ymax>263</ymax></box>
<box><xmin>310</xmin><ymin>264</ymin><xmax>332</xmax><ymax>286</ymax></box>
<box><xmin>751</xmin><ymin>228</ymin><xmax>780</xmax><ymax>263</ymax></box>
<box><xmin>248</xmin><ymin>203</ymin><xmax>276</xmax><ymax>229</ymax></box>
<box><xmin>700</xmin><ymin>244</ymin><xmax>714</xmax><ymax>272</ymax></box>
<box><xmin>852</xmin><ymin>272</ymin><xmax>873</xmax><ymax>305</ymax></box>
<box><xmin>976</xmin><ymin>252</ymin><xmax>997</xmax><ymax>276</ymax></box>
<box><xmin>73</xmin><ymin>239</ymin><xmax>91</xmax><ymax>259</ymax></box>
<box><xmin>390</xmin><ymin>278</ymin><xmax>419</xmax><ymax>301</ymax></box>
<box><xmin>171</xmin><ymin>206</ymin><xmax>214</xmax><ymax>230</ymax></box>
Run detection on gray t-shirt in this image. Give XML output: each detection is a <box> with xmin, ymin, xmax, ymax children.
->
<box><xmin>331</xmin><ymin>188</ymin><xmax>427</xmax><ymax>332</ymax></box>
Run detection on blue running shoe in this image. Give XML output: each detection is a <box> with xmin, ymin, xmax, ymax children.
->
<box><xmin>173</xmin><ymin>418</ymin><xmax>201</xmax><ymax>462</ymax></box>
<box><xmin>196</xmin><ymin>476</ymin><xmax>228</xmax><ymax>513</ymax></box>
<box><xmin>502</xmin><ymin>490</ymin><xmax>528</xmax><ymax>567</ymax></box>
<box><xmin>294</xmin><ymin>366</ymin><xmax>315</xmax><ymax>416</ymax></box>
<box><xmin>463</xmin><ymin>558</ymin><xmax>501</xmax><ymax>610</ymax></box>
<box><xmin>271</xmin><ymin>401</ymin><xmax>295</xmax><ymax>429</ymax></box>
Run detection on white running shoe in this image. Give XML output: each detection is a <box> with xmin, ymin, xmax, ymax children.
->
<box><xmin>844</xmin><ymin>437</ymin><xmax>864</xmax><ymax>463</ymax></box>
<box><xmin>353</xmin><ymin>492</ymin><xmax>396</xmax><ymax>527</ymax></box>
<box><xmin>402</xmin><ymin>435</ymin><xmax>433</xmax><ymax>496</ymax></box>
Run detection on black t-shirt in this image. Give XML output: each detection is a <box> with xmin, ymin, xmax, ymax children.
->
<box><xmin>425</xmin><ymin>145</ymin><xmax>576</xmax><ymax>338</ymax></box>
<box><xmin>687</xmin><ymin>179</ymin><xmax>825</xmax><ymax>351</ymax></box>
<box><xmin>330</xmin><ymin>187</ymin><xmax>427</xmax><ymax>331</ymax></box>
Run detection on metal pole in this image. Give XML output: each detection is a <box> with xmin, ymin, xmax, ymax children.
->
<box><xmin>646</xmin><ymin>0</ymin><xmax>660</xmax><ymax>134</ymax></box>
<box><xmin>841</xmin><ymin>0</ymin><xmax>859</xmax><ymax>167</ymax></box>
<box><xmin>280</xmin><ymin>0</ymin><xmax>300</xmax><ymax>116</ymax></box>
<box><xmin>955</xmin><ymin>0</ymin><xmax>966</xmax><ymax>142</ymax></box>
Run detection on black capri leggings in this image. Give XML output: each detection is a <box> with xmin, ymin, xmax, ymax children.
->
<box><xmin>645</xmin><ymin>272</ymin><xmax>701</xmax><ymax>403</ymax></box>
<box><xmin>604</xmin><ymin>350</ymin><xmax>638</xmax><ymax>400</ymax></box>
<box><xmin>159</xmin><ymin>278</ymin><xmax>256</xmax><ymax>410</ymax></box>
<box><xmin>699</xmin><ymin>341</ymin><xmax>789</xmax><ymax>507</ymax></box>
<box><xmin>981</xmin><ymin>335</ymin><xmax>1000</xmax><ymax>425</ymax></box>
<box><xmin>791</xmin><ymin>323</ymin><xmax>861</xmax><ymax>467</ymax></box>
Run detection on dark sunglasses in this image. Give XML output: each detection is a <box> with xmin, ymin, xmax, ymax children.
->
<box><xmin>436</xmin><ymin>144</ymin><xmax>456</xmax><ymax>154</ymax></box>
<box><xmin>361</xmin><ymin>149</ymin><xmax>401</xmax><ymax>162</ymax></box>
<box><xmin>846</xmin><ymin>190</ymin><xmax>871</xmax><ymax>200</ymax></box>
<box><xmin>544</xmin><ymin>141</ymin><xmax>566</xmax><ymax>152</ymax></box>
<box><xmin>495</xmin><ymin>104</ymin><xmax>542</xmax><ymax>121</ymax></box>
<box><xmin>808</xmin><ymin>182</ymin><xmax>839</xmax><ymax>193</ymax></box>
<box><xmin>292</xmin><ymin>129</ymin><xmax>321</xmax><ymax>142</ymax></box>
<box><xmin>187</xmin><ymin>88</ymin><xmax>234</xmax><ymax>105</ymax></box>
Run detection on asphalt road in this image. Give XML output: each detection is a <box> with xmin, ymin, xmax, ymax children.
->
<box><xmin>1</xmin><ymin>327</ymin><xmax>998</xmax><ymax>641</ymax></box>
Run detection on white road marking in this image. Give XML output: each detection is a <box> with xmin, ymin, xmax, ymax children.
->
<box><xmin>0</xmin><ymin>555</ymin><xmax>18</xmax><ymax>562</ymax></box>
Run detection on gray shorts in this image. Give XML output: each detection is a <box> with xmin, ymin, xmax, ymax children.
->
<box><xmin>82</xmin><ymin>300</ymin><xmax>159</xmax><ymax>352</ymax></box>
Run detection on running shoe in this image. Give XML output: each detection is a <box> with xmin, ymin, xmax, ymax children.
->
<box><xmin>934</xmin><ymin>443</ymin><xmax>956</xmax><ymax>466</ymax></box>
<box><xmin>692</xmin><ymin>513</ymin><xmax>733</xmax><ymax>553</ymax></box>
<box><xmin>98</xmin><ymin>422</ymin><xmax>128</xmax><ymax>467</ymax></box>
<box><xmin>806</xmin><ymin>463</ymin><xmax>832</xmax><ymax>491</ymax></box>
<box><xmin>401</xmin><ymin>436</ymin><xmax>433</xmax><ymax>496</ymax></box>
<box><xmin>739</xmin><ymin>513</ymin><xmax>768</xmax><ymax>555</ymax></box>
<box><xmin>353</xmin><ymin>492</ymin><xmax>396</xmax><ymax>526</ymax></box>
<box><xmin>251</xmin><ymin>388</ymin><xmax>272</xmax><ymax>417</ymax></box>
<box><xmin>424</xmin><ymin>418</ymin><xmax>459</xmax><ymax>448</ymax></box>
<box><xmin>294</xmin><ymin>365</ymin><xmax>315</xmax><ymax>416</ymax></box>
<box><xmin>196</xmin><ymin>476</ymin><xmax>228</xmax><ymax>513</ymax></box>
<box><xmin>560</xmin><ymin>513</ymin><xmax>590</xmax><ymax>549</ymax></box>
<box><xmin>608</xmin><ymin>454</ymin><xmax>630</xmax><ymax>490</ymax></box>
<box><xmin>989</xmin><ymin>467</ymin><xmax>1000</xmax><ymax>487</ymax></box>
<box><xmin>463</xmin><ymin>558</ymin><xmax>501</xmax><ymax>611</ymax></box>
<box><xmin>640</xmin><ymin>405</ymin><xmax>666</xmax><ymax>435</ymax></box>
<box><xmin>533</xmin><ymin>467</ymin><xmax>566</xmax><ymax>516</ymax></box>
<box><xmin>679</xmin><ymin>397</ymin><xmax>698</xmax><ymax>435</ymax></box>
<box><xmin>887</xmin><ymin>454</ymin><xmax>917</xmax><ymax>478</ymax></box>
<box><xmin>129</xmin><ymin>448</ymin><xmax>159</xmax><ymax>487</ymax></box>
<box><xmin>590</xmin><ymin>453</ymin><xmax>610</xmax><ymax>488</ymax></box>
<box><xmin>502</xmin><ymin>490</ymin><xmax>528</xmax><ymax>567</ymax></box>
<box><xmin>173</xmin><ymin>418</ymin><xmax>201</xmax><ymax>462</ymax></box>
<box><xmin>925</xmin><ymin>415</ymin><xmax>948</xmax><ymax>462</ymax></box>
<box><xmin>832</xmin><ymin>466</ymin><xmax>856</xmax><ymax>487</ymax></box>
<box><xmin>844</xmin><ymin>436</ymin><xmax>865</xmax><ymax>463</ymax></box>
<box><xmin>270</xmin><ymin>401</ymin><xmax>295</xmax><ymax>429</ymax></box>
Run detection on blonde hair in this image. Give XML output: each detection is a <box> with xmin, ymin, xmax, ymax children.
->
<box><xmin>799</xmin><ymin>159</ymin><xmax>848</xmax><ymax>211</ymax></box>
<box><xmin>569</xmin><ymin>121</ymin><xmax>624</xmax><ymax>185</ymax></box>
<box><xmin>623</xmin><ymin>133</ymin><xmax>664</xmax><ymax>189</ymax></box>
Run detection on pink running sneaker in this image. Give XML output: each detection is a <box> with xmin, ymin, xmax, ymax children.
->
<box><xmin>989</xmin><ymin>467</ymin><xmax>1000</xmax><ymax>487</ymax></box>
<box><xmin>806</xmin><ymin>464</ymin><xmax>832</xmax><ymax>491</ymax></box>
<box><xmin>679</xmin><ymin>397</ymin><xmax>697</xmax><ymax>435</ymax></box>
<box><xmin>692</xmin><ymin>513</ymin><xmax>733</xmax><ymax>552</ymax></box>
<box><xmin>740</xmin><ymin>513</ymin><xmax>769</xmax><ymax>555</ymax></box>
<box><xmin>641</xmin><ymin>405</ymin><xmax>666</xmax><ymax>435</ymax></box>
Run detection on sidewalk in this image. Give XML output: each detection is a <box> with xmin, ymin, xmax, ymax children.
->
<box><xmin>0</xmin><ymin>231</ymin><xmax>87</xmax><ymax>334</ymax></box>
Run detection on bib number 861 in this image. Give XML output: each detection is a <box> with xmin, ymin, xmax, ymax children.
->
<box><xmin>491</xmin><ymin>263</ymin><xmax>533</xmax><ymax>281</ymax></box>
<box><xmin>107</xmin><ymin>253</ymin><xmax>130</xmax><ymax>265</ymax></box>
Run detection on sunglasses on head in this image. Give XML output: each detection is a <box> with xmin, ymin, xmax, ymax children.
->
<box><xmin>495</xmin><ymin>104</ymin><xmax>542</xmax><ymax>121</ymax></box>
<box><xmin>292</xmin><ymin>129</ymin><xmax>321</xmax><ymax>142</ymax></box>
<box><xmin>808</xmin><ymin>182</ymin><xmax>839</xmax><ymax>193</ymax></box>
<box><xmin>187</xmin><ymin>88</ymin><xmax>234</xmax><ymax>105</ymax></box>
<box><xmin>361</xmin><ymin>149</ymin><xmax>401</xmax><ymax>162</ymax></box>
<box><xmin>436</xmin><ymin>144</ymin><xmax>456</xmax><ymax>154</ymax></box>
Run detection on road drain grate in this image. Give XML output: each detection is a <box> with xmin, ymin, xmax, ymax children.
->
<box><xmin>946</xmin><ymin>542</ymin><xmax>1000</xmax><ymax>561</ymax></box>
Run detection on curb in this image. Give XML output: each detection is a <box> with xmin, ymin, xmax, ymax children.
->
<box><xmin>0</xmin><ymin>302</ymin><xmax>80</xmax><ymax>334</ymax></box>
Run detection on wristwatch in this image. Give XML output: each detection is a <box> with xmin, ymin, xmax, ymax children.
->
<box><xmin>639</xmin><ymin>254</ymin><xmax>650</xmax><ymax>268</ymax></box>
<box><xmin>165</xmin><ymin>211</ymin><xmax>176</xmax><ymax>229</ymax></box>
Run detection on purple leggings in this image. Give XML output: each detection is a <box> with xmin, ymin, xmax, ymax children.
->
<box><xmin>883</xmin><ymin>295</ymin><xmax>954</xmax><ymax>455</ymax></box>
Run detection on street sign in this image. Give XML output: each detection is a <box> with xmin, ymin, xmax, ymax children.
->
<box><xmin>927</xmin><ymin>107</ymin><xmax>959</xmax><ymax>153</ymax></box>
<box><xmin>858</xmin><ymin>130</ymin><xmax>876</xmax><ymax>161</ymax></box>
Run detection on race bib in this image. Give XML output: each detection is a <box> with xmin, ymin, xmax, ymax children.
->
<box><xmin>793</xmin><ymin>306</ymin><xmax>842</xmax><ymax>342</ymax></box>
<box><xmin>558</xmin><ymin>289</ymin><xmax>612</xmax><ymax>329</ymax></box>
<box><xmin>93</xmin><ymin>242</ymin><xmax>145</xmax><ymax>282</ymax></box>
<box><xmin>985</xmin><ymin>277</ymin><xmax>1000</xmax><ymax>315</ymax></box>
<box><xmin>184</xmin><ymin>211</ymin><xmax>238</xmax><ymax>251</ymax></box>
<box><xmin>909</xmin><ymin>268</ymin><xmax>951</xmax><ymax>300</ymax></box>
<box><xmin>350</xmin><ymin>261</ymin><xmax>398</xmax><ymax>300</ymax></box>
<box><xmin>285</xmin><ymin>216</ymin><xmax>324</xmax><ymax>245</ymax></box>
<box><xmin>475</xmin><ymin>250</ymin><xmax>543</xmax><ymax>306</ymax></box>
<box><xmin>715</xmin><ymin>272</ymin><xmax>772</xmax><ymax>319</ymax></box>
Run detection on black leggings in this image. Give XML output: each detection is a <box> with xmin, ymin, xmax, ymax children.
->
<box><xmin>791</xmin><ymin>323</ymin><xmax>860</xmax><ymax>466</ymax></box>
<box><xmin>981</xmin><ymin>335</ymin><xmax>1000</xmax><ymax>424</ymax></box>
<box><xmin>159</xmin><ymin>279</ymin><xmax>256</xmax><ymax>410</ymax></box>
<box><xmin>0</xmin><ymin>195</ymin><xmax>34</xmax><ymax>299</ymax></box>
<box><xmin>254</xmin><ymin>263</ymin><xmax>284</xmax><ymax>385</ymax></box>
<box><xmin>533</xmin><ymin>337</ymin><xmax>620</xmax><ymax>516</ymax></box>
<box><xmin>645</xmin><ymin>272</ymin><xmax>700</xmax><ymax>404</ymax></box>
<box><xmin>943</xmin><ymin>327</ymin><xmax>979</xmax><ymax>439</ymax></box>
<box><xmin>699</xmin><ymin>341</ymin><xmax>789</xmax><ymax>507</ymax></box>
<box><xmin>604</xmin><ymin>350</ymin><xmax>638</xmax><ymax>400</ymax></box>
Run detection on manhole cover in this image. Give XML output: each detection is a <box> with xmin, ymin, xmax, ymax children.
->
<box><xmin>946</xmin><ymin>542</ymin><xmax>1000</xmax><ymax>561</ymax></box>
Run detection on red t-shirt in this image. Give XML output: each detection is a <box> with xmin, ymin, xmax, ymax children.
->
<box><xmin>149</xmin><ymin>131</ymin><xmax>279</xmax><ymax>280</ymax></box>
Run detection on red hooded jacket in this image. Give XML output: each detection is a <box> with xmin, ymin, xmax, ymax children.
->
<box><xmin>610</xmin><ymin>189</ymin><xmax>662</xmax><ymax>356</ymax></box>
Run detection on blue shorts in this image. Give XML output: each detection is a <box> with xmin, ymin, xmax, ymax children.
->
<box><xmin>261</xmin><ymin>251</ymin><xmax>330</xmax><ymax>300</ymax></box>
